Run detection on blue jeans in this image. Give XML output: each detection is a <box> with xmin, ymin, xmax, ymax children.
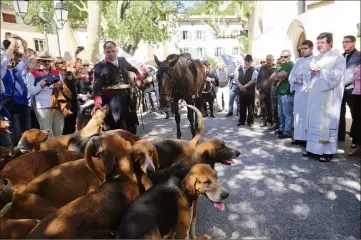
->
<box><xmin>228</xmin><ymin>84</ymin><xmax>240</xmax><ymax>113</ymax></box>
<box><xmin>277</xmin><ymin>95</ymin><xmax>294</xmax><ymax>136</ymax></box>
<box><xmin>5</xmin><ymin>102</ymin><xmax>31</xmax><ymax>146</ymax></box>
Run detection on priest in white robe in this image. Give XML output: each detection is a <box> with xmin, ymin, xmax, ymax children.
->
<box><xmin>305</xmin><ymin>32</ymin><xmax>346</xmax><ymax>162</ymax></box>
<box><xmin>289</xmin><ymin>40</ymin><xmax>314</xmax><ymax>145</ymax></box>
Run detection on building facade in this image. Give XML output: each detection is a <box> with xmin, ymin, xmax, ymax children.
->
<box><xmin>248</xmin><ymin>0</ymin><xmax>360</xmax><ymax>61</ymax></box>
<box><xmin>142</xmin><ymin>15</ymin><xmax>245</xmax><ymax>63</ymax></box>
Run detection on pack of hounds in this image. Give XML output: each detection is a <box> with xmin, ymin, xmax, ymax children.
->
<box><xmin>0</xmin><ymin>104</ymin><xmax>241</xmax><ymax>239</ymax></box>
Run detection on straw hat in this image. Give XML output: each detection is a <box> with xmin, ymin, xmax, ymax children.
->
<box><xmin>37</xmin><ymin>51</ymin><xmax>53</xmax><ymax>61</ymax></box>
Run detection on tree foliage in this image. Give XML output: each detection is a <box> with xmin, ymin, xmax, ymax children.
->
<box><xmin>185</xmin><ymin>0</ymin><xmax>254</xmax><ymax>52</ymax></box>
<box><xmin>104</xmin><ymin>1</ymin><xmax>181</xmax><ymax>55</ymax></box>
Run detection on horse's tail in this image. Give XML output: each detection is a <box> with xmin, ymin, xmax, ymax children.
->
<box><xmin>187</xmin><ymin>104</ymin><xmax>204</xmax><ymax>146</ymax></box>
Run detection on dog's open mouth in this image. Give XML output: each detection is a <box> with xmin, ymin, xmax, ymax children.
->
<box><xmin>211</xmin><ymin>201</ymin><xmax>225</xmax><ymax>211</ymax></box>
<box><xmin>221</xmin><ymin>159</ymin><xmax>235</xmax><ymax>165</ymax></box>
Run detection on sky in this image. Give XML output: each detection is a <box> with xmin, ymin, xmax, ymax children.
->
<box><xmin>180</xmin><ymin>1</ymin><xmax>201</xmax><ymax>10</ymax></box>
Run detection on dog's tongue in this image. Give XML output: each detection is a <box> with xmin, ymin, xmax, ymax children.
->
<box><xmin>225</xmin><ymin>159</ymin><xmax>235</xmax><ymax>164</ymax></box>
<box><xmin>213</xmin><ymin>202</ymin><xmax>225</xmax><ymax>211</ymax></box>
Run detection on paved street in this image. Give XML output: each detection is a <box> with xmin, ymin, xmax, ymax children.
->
<box><xmin>137</xmin><ymin>106</ymin><xmax>360</xmax><ymax>239</ymax></box>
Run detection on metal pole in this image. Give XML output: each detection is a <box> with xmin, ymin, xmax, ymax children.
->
<box><xmin>56</xmin><ymin>29</ymin><xmax>61</xmax><ymax>56</ymax></box>
<box><xmin>43</xmin><ymin>29</ymin><xmax>49</xmax><ymax>52</ymax></box>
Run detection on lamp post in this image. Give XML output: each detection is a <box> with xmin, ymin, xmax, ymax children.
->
<box><xmin>12</xmin><ymin>0</ymin><xmax>69</xmax><ymax>55</ymax></box>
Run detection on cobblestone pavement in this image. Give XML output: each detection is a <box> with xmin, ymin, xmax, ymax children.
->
<box><xmin>137</xmin><ymin>107</ymin><xmax>360</xmax><ymax>239</ymax></box>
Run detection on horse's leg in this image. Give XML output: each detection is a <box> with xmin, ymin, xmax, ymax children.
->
<box><xmin>185</xmin><ymin>99</ymin><xmax>196</xmax><ymax>138</ymax></box>
<box><xmin>173</xmin><ymin>100</ymin><xmax>182</xmax><ymax>139</ymax></box>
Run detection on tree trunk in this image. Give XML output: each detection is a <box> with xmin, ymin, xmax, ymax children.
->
<box><xmin>57</xmin><ymin>21</ymin><xmax>78</xmax><ymax>61</ymax></box>
<box><xmin>85</xmin><ymin>0</ymin><xmax>102</xmax><ymax>63</ymax></box>
<box><xmin>122</xmin><ymin>39</ymin><xmax>140</xmax><ymax>56</ymax></box>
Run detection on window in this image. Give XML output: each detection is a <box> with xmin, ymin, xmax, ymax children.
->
<box><xmin>196</xmin><ymin>31</ymin><xmax>202</xmax><ymax>40</ymax></box>
<box><xmin>182</xmin><ymin>31</ymin><xmax>189</xmax><ymax>40</ymax></box>
<box><xmin>215</xmin><ymin>47</ymin><xmax>223</xmax><ymax>57</ymax></box>
<box><xmin>232</xmin><ymin>47</ymin><xmax>239</xmax><ymax>55</ymax></box>
<box><xmin>182</xmin><ymin>48</ymin><xmax>190</xmax><ymax>54</ymax></box>
<box><xmin>196</xmin><ymin>48</ymin><xmax>204</xmax><ymax>58</ymax></box>
<box><xmin>2</xmin><ymin>13</ymin><xmax>16</xmax><ymax>23</ymax></box>
<box><xmin>34</xmin><ymin>39</ymin><xmax>45</xmax><ymax>52</ymax></box>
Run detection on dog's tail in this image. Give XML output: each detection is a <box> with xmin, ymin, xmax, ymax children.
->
<box><xmin>85</xmin><ymin>136</ymin><xmax>105</xmax><ymax>183</ymax></box>
<box><xmin>187</xmin><ymin>104</ymin><xmax>204</xmax><ymax>146</ymax></box>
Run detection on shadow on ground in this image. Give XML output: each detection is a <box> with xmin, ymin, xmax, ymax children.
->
<box><xmin>138</xmin><ymin>107</ymin><xmax>361</xmax><ymax>239</ymax></box>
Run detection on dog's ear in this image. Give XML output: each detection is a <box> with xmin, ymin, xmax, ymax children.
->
<box><xmin>152</xmin><ymin>146</ymin><xmax>160</xmax><ymax>170</ymax></box>
<box><xmin>182</xmin><ymin>172</ymin><xmax>198</xmax><ymax>197</ymax></box>
<box><xmin>103</xmin><ymin>155</ymin><xmax>116</xmax><ymax>177</ymax></box>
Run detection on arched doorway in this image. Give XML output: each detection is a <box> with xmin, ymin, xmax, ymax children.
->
<box><xmin>286</xmin><ymin>20</ymin><xmax>306</xmax><ymax>60</ymax></box>
<box><xmin>296</xmin><ymin>32</ymin><xmax>306</xmax><ymax>58</ymax></box>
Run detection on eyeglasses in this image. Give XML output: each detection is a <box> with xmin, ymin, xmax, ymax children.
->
<box><xmin>83</xmin><ymin>64</ymin><xmax>89</xmax><ymax>67</ymax></box>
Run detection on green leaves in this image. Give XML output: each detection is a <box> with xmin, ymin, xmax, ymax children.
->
<box><xmin>104</xmin><ymin>0</ymin><xmax>180</xmax><ymax>54</ymax></box>
<box><xmin>185</xmin><ymin>0</ymin><xmax>254</xmax><ymax>52</ymax></box>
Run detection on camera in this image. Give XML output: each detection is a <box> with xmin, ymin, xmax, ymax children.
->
<box><xmin>77</xmin><ymin>46</ymin><xmax>84</xmax><ymax>52</ymax></box>
<box><xmin>44</xmin><ymin>77</ymin><xmax>60</xmax><ymax>87</ymax></box>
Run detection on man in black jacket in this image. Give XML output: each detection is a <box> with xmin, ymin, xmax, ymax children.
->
<box><xmin>338</xmin><ymin>35</ymin><xmax>360</xmax><ymax>145</ymax></box>
<box><xmin>91</xmin><ymin>41</ymin><xmax>142</xmax><ymax>134</ymax></box>
<box><xmin>202</xmin><ymin>60</ymin><xmax>219</xmax><ymax>118</ymax></box>
<box><xmin>256</xmin><ymin>54</ymin><xmax>275</xmax><ymax>127</ymax></box>
<box><xmin>236</xmin><ymin>55</ymin><xmax>258</xmax><ymax>127</ymax></box>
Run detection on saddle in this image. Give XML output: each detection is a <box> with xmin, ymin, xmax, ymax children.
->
<box><xmin>180</xmin><ymin>53</ymin><xmax>198</xmax><ymax>78</ymax></box>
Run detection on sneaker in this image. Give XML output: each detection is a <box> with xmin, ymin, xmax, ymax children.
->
<box><xmin>210</xmin><ymin>114</ymin><xmax>215</xmax><ymax>118</ymax></box>
<box><xmin>237</xmin><ymin>123</ymin><xmax>245</xmax><ymax>127</ymax></box>
<box><xmin>225</xmin><ymin>113</ymin><xmax>233</xmax><ymax>117</ymax></box>
<box><xmin>202</xmin><ymin>113</ymin><xmax>209</xmax><ymax>118</ymax></box>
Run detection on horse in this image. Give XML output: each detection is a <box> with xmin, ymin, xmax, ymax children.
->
<box><xmin>154</xmin><ymin>54</ymin><xmax>205</xmax><ymax>139</ymax></box>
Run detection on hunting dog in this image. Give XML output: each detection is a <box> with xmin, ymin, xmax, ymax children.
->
<box><xmin>149</xmin><ymin>138</ymin><xmax>240</xmax><ymax>239</ymax></box>
<box><xmin>117</xmin><ymin>164</ymin><xmax>229</xmax><ymax>239</ymax></box>
<box><xmin>27</xmin><ymin>134</ymin><xmax>154</xmax><ymax>239</ymax></box>
<box><xmin>0</xmin><ymin>129</ymin><xmax>49</xmax><ymax>169</ymax></box>
<box><xmin>151</xmin><ymin>105</ymin><xmax>204</xmax><ymax>169</ymax></box>
<box><xmin>0</xmin><ymin>150</ymin><xmax>83</xmax><ymax>203</ymax></box>
<box><xmin>39</xmin><ymin>105</ymin><xmax>109</xmax><ymax>150</ymax></box>
<box><xmin>67</xmin><ymin>129</ymin><xmax>142</xmax><ymax>154</ymax></box>
<box><xmin>2</xmin><ymin>158</ymin><xmax>104</xmax><ymax>219</ymax></box>
<box><xmin>4</xmin><ymin>137</ymin><xmax>159</xmax><ymax>219</ymax></box>
<box><xmin>0</xmin><ymin>219</ymin><xmax>39</xmax><ymax>239</ymax></box>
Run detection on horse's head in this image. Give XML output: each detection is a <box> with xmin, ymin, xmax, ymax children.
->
<box><xmin>154</xmin><ymin>54</ymin><xmax>180</xmax><ymax>109</ymax></box>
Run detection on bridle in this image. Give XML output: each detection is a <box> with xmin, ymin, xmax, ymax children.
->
<box><xmin>158</xmin><ymin>54</ymin><xmax>182</xmax><ymax>104</ymax></box>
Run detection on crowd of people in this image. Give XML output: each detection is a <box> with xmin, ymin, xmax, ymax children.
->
<box><xmin>222</xmin><ymin>32</ymin><xmax>360</xmax><ymax>162</ymax></box>
<box><xmin>1</xmin><ymin>32</ymin><xmax>360</xmax><ymax>163</ymax></box>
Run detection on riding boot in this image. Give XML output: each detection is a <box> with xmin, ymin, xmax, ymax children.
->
<box><xmin>209</xmin><ymin>101</ymin><xmax>215</xmax><ymax>118</ymax></box>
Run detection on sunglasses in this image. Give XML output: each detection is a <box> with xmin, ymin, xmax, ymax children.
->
<box><xmin>83</xmin><ymin>64</ymin><xmax>89</xmax><ymax>67</ymax></box>
<box><xmin>56</xmin><ymin>61</ymin><xmax>65</xmax><ymax>64</ymax></box>
<box><xmin>280</xmin><ymin>55</ymin><xmax>289</xmax><ymax>58</ymax></box>
<box><xmin>40</xmin><ymin>60</ymin><xmax>52</xmax><ymax>63</ymax></box>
